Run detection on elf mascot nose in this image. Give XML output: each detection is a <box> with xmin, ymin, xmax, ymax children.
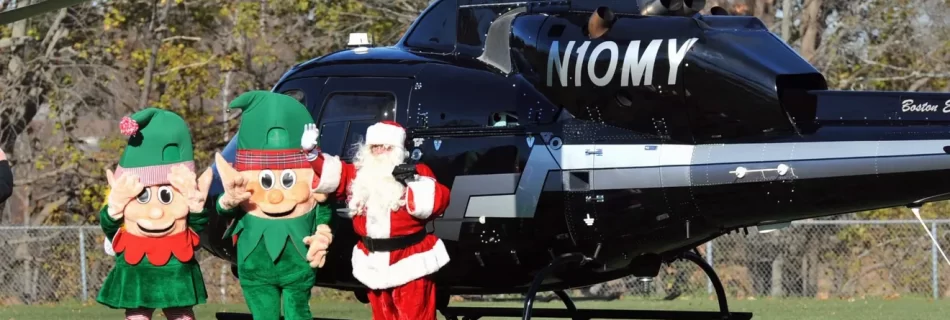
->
<box><xmin>267</xmin><ymin>190</ymin><xmax>284</xmax><ymax>204</ymax></box>
<box><xmin>149</xmin><ymin>207</ymin><xmax>164</xmax><ymax>219</ymax></box>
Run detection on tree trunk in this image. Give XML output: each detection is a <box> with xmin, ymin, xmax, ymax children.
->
<box><xmin>3</xmin><ymin>0</ymin><xmax>28</xmax><ymax>226</ymax></box>
<box><xmin>221</xmin><ymin>7</ymin><xmax>237</xmax><ymax>142</ymax></box>
<box><xmin>771</xmin><ymin>253</ymin><xmax>785</xmax><ymax>296</ymax></box>
<box><xmin>799</xmin><ymin>0</ymin><xmax>823</xmax><ymax>61</ymax></box>
<box><xmin>138</xmin><ymin>0</ymin><xmax>173</xmax><ymax>107</ymax></box>
<box><xmin>781</xmin><ymin>0</ymin><xmax>793</xmax><ymax>40</ymax></box>
<box><xmin>802</xmin><ymin>239</ymin><xmax>820</xmax><ymax>297</ymax></box>
<box><xmin>800</xmin><ymin>249</ymin><xmax>809</xmax><ymax>296</ymax></box>
<box><xmin>754</xmin><ymin>0</ymin><xmax>774</xmax><ymax>27</ymax></box>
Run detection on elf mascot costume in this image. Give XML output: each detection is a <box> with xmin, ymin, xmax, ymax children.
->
<box><xmin>212</xmin><ymin>90</ymin><xmax>334</xmax><ymax>320</ymax></box>
<box><xmin>97</xmin><ymin>107</ymin><xmax>213</xmax><ymax>320</ymax></box>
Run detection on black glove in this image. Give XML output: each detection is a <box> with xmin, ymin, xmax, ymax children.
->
<box><xmin>392</xmin><ymin>164</ymin><xmax>418</xmax><ymax>186</ymax></box>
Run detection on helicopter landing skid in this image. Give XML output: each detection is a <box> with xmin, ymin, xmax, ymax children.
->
<box><xmin>438</xmin><ymin>252</ymin><xmax>753</xmax><ymax>320</ymax></box>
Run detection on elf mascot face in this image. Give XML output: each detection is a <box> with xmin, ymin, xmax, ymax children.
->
<box><xmin>105</xmin><ymin>164</ymin><xmax>211</xmax><ymax>239</ymax></box>
<box><xmin>97</xmin><ymin>107</ymin><xmax>213</xmax><ymax>320</ymax></box>
<box><xmin>212</xmin><ymin>90</ymin><xmax>333</xmax><ymax>320</ymax></box>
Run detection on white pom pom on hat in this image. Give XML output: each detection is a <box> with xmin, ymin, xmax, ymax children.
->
<box><xmin>365</xmin><ymin>120</ymin><xmax>406</xmax><ymax>147</ymax></box>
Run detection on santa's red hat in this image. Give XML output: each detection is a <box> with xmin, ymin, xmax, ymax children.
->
<box><xmin>365</xmin><ymin>120</ymin><xmax>405</xmax><ymax>147</ymax></box>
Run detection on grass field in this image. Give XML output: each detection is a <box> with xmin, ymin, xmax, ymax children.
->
<box><xmin>1</xmin><ymin>296</ymin><xmax>947</xmax><ymax>320</ymax></box>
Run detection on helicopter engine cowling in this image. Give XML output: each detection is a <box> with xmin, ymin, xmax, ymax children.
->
<box><xmin>509</xmin><ymin>10</ymin><xmax>828</xmax><ymax>145</ymax></box>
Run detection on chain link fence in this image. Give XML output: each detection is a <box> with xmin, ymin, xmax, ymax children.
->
<box><xmin>567</xmin><ymin>220</ymin><xmax>950</xmax><ymax>302</ymax></box>
<box><xmin>0</xmin><ymin>226</ymin><xmax>250</xmax><ymax>306</ymax></box>
<box><xmin>1</xmin><ymin>220</ymin><xmax>948</xmax><ymax>305</ymax></box>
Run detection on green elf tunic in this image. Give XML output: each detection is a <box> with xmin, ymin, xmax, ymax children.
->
<box><xmin>96</xmin><ymin>206</ymin><xmax>209</xmax><ymax>309</ymax></box>
<box><xmin>216</xmin><ymin>197</ymin><xmax>332</xmax><ymax>320</ymax></box>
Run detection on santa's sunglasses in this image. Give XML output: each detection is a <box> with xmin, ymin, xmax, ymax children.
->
<box><xmin>370</xmin><ymin>144</ymin><xmax>393</xmax><ymax>153</ymax></box>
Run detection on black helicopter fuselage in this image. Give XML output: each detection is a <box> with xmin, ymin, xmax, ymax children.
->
<box><xmin>199</xmin><ymin>0</ymin><xmax>950</xmax><ymax>296</ymax></box>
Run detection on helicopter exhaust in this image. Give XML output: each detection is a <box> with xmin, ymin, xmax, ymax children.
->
<box><xmin>678</xmin><ymin>0</ymin><xmax>705</xmax><ymax>15</ymax></box>
<box><xmin>638</xmin><ymin>0</ymin><xmax>708</xmax><ymax>16</ymax></box>
<box><xmin>638</xmin><ymin>0</ymin><xmax>683</xmax><ymax>16</ymax></box>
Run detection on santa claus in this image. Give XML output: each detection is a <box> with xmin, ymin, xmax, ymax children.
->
<box><xmin>301</xmin><ymin>120</ymin><xmax>451</xmax><ymax>320</ymax></box>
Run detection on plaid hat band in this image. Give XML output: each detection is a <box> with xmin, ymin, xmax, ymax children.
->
<box><xmin>235</xmin><ymin>149</ymin><xmax>310</xmax><ymax>171</ymax></box>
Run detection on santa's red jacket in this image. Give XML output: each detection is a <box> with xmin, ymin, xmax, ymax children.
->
<box><xmin>308</xmin><ymin>151</ymin><xmax>451</xmax><ymax>290</ymax></box>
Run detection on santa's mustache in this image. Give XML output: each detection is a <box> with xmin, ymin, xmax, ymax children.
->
<box><xmin>355</xmin><ymin>146</ymin><xmax>405</xmax><ymax>171</ymax></box>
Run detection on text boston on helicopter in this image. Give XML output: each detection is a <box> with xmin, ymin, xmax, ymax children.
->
<box><xmin>198</xmin><ymin>0</ymin><xmax>950</xmax><ymax>319</ymax></box>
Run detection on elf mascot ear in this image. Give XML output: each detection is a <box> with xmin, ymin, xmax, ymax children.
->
<box><xmin>215</xmin><ymin>153</ymin><xmax>239</xmax><ymax>179</ymax></box>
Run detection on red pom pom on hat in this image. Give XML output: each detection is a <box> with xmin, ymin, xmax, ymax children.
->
<box><xmin>119</xmin><ymin>116</ymin><xmax>139</xmax><ymax>137</ymax></box>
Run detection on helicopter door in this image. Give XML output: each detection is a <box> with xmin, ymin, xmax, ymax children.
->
<box><xmin>313</xmin><ymin>77</ymin><xmax>412</xmax><ymax>160</ymax></box>
<box><xmin>588</xmin><ymin>140</ymin><xmax>664</xmax><ymax>238</ymax></box>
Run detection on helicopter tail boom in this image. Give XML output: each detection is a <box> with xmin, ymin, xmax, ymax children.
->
<box><xmin>812</xmin><ymin>90</ymin><xmax>950</xmax><ymax>124</ymax></box>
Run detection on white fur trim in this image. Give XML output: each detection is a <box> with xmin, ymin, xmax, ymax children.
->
<box><xmin>351</xmin><ymin>238</ymin><xmax>451</xmax><ymax>290</ymax></box>
<box><xmin>364</xmin><ymin>205</ymin><xmax>391</xmax><ymax>239</ymax></box>
<box><xmin>405</xmin><ymin>176</ymin><xmax>436</xmax><ymax>219</ymax></box>
<box><xmin>103</xmin><ymin>233</ymin><xmax>118</xmax><ymax>256</ymax></box>
<box><xmin>365</xmin><ymin>122</ymin><xmax>405</xmax><ymax>147</ymax></box>
<box><xmin>314</xmin><ymin>154</ymin><xmax>343</xmax><ymax>194</ymax></box>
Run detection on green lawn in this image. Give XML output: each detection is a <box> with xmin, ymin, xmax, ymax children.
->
<box><xmin>1</xmin><ymin>297</ymin><xmax>947</xmax><ymax>319</ymax></box>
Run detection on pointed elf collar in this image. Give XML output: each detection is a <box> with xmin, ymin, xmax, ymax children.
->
<box><xmin>232</xmin><ymin>208</ymin><xmax>315</xmax><ymax>263</ymax></box>
<box><xmin>112</xmin><ymin>228</ymin><xmax>200</xmax><ymax>266</ymax></box>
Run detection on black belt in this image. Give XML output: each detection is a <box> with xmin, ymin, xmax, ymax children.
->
<box><xmin>362</xmin><ymin>229</ymin><xmax>428</xmax><ymax>252</ymax></box>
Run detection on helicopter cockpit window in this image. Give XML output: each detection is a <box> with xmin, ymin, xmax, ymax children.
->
<box><xmin>456</xmin><ymin>0</ymin><xmax>510</xmax><ymax>56</ymax></box>
<box><xmin>317</xmin><ymin>92</ymin><xmax>396</xmax><ymax>159</ymax></box>
<box><xmin>405</xmin><ymin>0</ymin><xmax>457</xmax><ymax>53</ymax></box>
<box><xmin>320</xmin><ymin>93</ymin><xmax>395</xmax><ymax>121</ymax></box>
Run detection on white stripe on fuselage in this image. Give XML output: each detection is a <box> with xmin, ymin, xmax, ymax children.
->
<box><xmin>552</xmin><ymin>140</ymin><xmax>950</xmax><ymax>170</ymax></box>
<box><xmin>458</xmin><ymin>139</ymin><xmax>950</xmax><ymax>220</ymax></box>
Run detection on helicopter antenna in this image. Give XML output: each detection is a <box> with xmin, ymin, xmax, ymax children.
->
<box><xmin>908</xmin><ymin>205</ymin><xmax>950</xmax><ymax>267</ymax></box>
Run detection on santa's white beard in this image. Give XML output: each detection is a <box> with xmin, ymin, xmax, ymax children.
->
<box><xmin>349</xmin><ymin>145</ymin><xmax>407</xmax><ymax>218</ymax></box>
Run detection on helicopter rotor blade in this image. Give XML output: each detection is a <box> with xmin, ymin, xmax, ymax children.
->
<box><xmin>0</xmin><ymin>0</ymin><xmax>91</xmax><ymax>25</ymax></box>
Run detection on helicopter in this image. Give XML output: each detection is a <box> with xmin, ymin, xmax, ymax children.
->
<box><xmin>11</xmin><ymin>0</ymin><xmax>950</xmax><ymax>319</ymax></box>
<box><xmin>199</xmin><ymin>0</ymin><xmax>950</xmax><ymax>319</ymax></box>
<box><xmin>197</xmin><ymin>0</ymin><xmax>950</xmax><ymax>319</ymax></box>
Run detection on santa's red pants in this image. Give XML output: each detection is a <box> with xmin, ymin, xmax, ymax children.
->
<box><xmin>367</xmin><ymin>276</ymin><xmax>436</xmax><ymax>320</ymax></box>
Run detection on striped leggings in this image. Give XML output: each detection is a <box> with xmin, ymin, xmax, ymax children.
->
<box><xmin>124</xmin><ymin>307</ymin><xmax>195</xmax><ymax>320</ymax></box>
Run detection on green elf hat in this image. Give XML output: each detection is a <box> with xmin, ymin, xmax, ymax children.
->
<box><xmin>230</xmin><ymin>90</ymin><xmax>314</xmax><ymax>171</ymax></box>
<box><xmin>115</xmin><ymin>107</ymin><xmax>195</xmax><ymax>187</ymax></box>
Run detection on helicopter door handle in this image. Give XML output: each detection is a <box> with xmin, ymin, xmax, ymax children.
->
<box><xmin>730</xmin><ymin>164</ymin><xmax>790</xmax><ymax>179</ymax></box>
<box><xmin>585</xmin><ymin>149</ymin><xmax>603</xmax><ymax>156</ymax></box>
